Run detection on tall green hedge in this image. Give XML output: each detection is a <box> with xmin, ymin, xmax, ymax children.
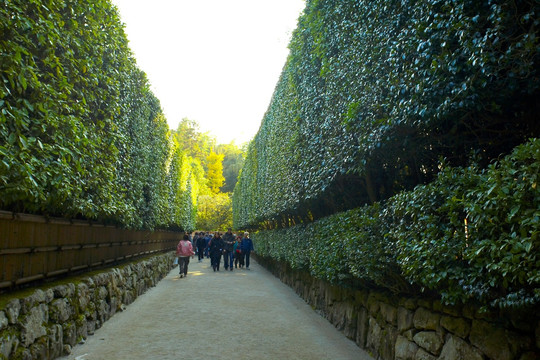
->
<box><xmin>0</xmin><ymin>0</ymin><xmax>199</xmax><ymax>230</ymax></box>
<box><xmin>233</xmin><ymin>0</ymin><xmax>540</xmax><ymax>229</ymax></box>
<box><xmin>254</xmin><ymin>139</ymin><xmax>540</xmax><ymax>308</ymax></box>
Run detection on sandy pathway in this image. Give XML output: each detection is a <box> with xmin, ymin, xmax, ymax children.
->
<box><xmin>60</xmin><ymin>257</ymin><xmax>373</xmax><ymax>360</ymax></box>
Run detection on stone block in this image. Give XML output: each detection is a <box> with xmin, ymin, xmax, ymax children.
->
<box><xmin>395</xmin><ymin>335</ymin><xmax>418</xmax><ymax>360</ymax></box>
<box><xmin>19</xmin><ymin>348</ymin><xmax>33</xmax><ymax>360</ymax></box>
<box><xmin>417</xmin><ymin>299</ymin><xmax>432</xmax><ymax>309</ymax></box>
<box><xmin>4</xmin><ymin>299</ymin><xmax>20</xmax><ymax>324</ymax></box>
<box><xmin>87</xmin><ymin>319</ymin><xmax>96</xmax><ymax>335</ymax></box>
<box><xmin>380</xmin><ymin>302</ymin><xmax>398</xmax><ymax>326</ymax></box>
<box><xmin>44</xmin><ymin>288</ymin><xmax>54</xmax><ymax>303</ymax></box>
<box><xmin>76</xmin><ymin>316</ymin><xmax>88</xmax><ymax>340</ymax></box>
<box><xmin>440</xmin><ymin>315</ymin><xmax>470</xmax><ymax>338</ymax></box>
<box><xmin>398</xmin><ymin>307</ymin><xmax>414</xmax><ymax>332</ymax></box>
<box><xmin>98</xmin><ymin>299</ymin><xmax>111</xmax><ymax>323</ymax></box>
<box><xmin>0</xmin><ymin>332</ymin><xmax>19</xmax><ymax>359</ymax></box>
<box><xmin>63</xmin><ymin>321</ymin><xmax>77</xmax><ymax>347</ymax></box>
<box><xmin>413</xmin><ymin>331</ymin><xmax>443</xmax><ymax>356</ymax></box>
<box><xmin>0</xmin><ymin>311</ymin><xmax>7</xmax><ymax>331</ymax></box>
<box><xmin>439</xmin><ymin>303</ymin><xmax>462</xmax><ymax>317</ymax></box>
<box><xmin>53</xmin><ymin>284</ymin><xmax>75</xmax><ymax>298</ymax></box>
<box><xmin>367</xmin><ymin>294</ymin><xmax>380</xmax><ymax>315</ymax></box>
<box><xmin>470</xmin><ymin>319</ymin><xmax>524</xmax><ymax>360</ymax></box>
<box><xmin>356</xmin><ymin>307</ymin><xmax>369</xmax><ymax>347</ymax></box>
<box><xmin>96</xmin><ymin>286</ymin><xmax>108</xmax><ymax>300</ymax></box>
<box><xmin>414</xmin><ymin>348</ymin><xmax>437</xmax><ymax>360</ymax></box>
<box><xmin>342</xmin><ymin>303</ymin><xmax>357</xmax><ymax>339</ymax></box>
<box><xmin>403</xmin><ymin>329</ymin><xmax>417</xmax><ymax>341</ymax></box>
<box><xmin>399</xmin><ymin>298</ymin><xmax>417</xmax><ymax>310</ymax></box>
<box><xmin>77</xmin><ymin>282</ymin><xmax>90</xmax><ymax>305</ymax></box>
<box><xmin>48</xmin><ymin>323</ymin><xmax>64</xmax><ymax>359</ymax></box>
<box><xmin>21</xmin><ymin>289</ymin><xmax>46</xmax><ymax>314</ymax></box>
<box><xmin>366</xmin><ymin>316</ymin><xmax>383</xmax><ymax>357</ymax></box>
<box><xmin>20</xmin><ymin>304</ymin><xmax>48</xmax><ymax>347</ymax></box>
<box><xmin>30</xmin><ymin>341</ymin><xmax>48</xmax><ymax>360</ymax></box>
<box><xmin>439</xmin><ymin>334</ymin><xmax>483</xmax><ymax>360</ymax></box>
<box><xmin>50</xmin><ymin>298</ymin><xmax>73</xmax><ymax>323</ymax></box>
<box><xmin>382</xmin><ymin>326</ymin><xmax>399</xmax><ymax>360</ymax></box>
<box><xmin>355</xmin><ymin>290</ymin><xmax>369</xmax><ymax>307</ymax></box>
<box><xmin>413</xmin><ymin>307</ymin><xmax>440</xmax><ymax>331</ymax></box>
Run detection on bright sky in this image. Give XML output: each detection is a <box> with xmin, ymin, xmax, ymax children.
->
<box><xmin>111</xmin><ymin>0</ymin><xmax>306</xmax><ymax>145</ymax></box>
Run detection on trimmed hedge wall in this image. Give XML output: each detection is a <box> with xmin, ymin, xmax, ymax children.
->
<box><xmin>253</xmin><ymin>139</ymin><xmax>540</xmax><ymax>308</ymax></box>
<box><xmin>233</xmin><ymin>0</ymin><xmax>540</xmax><ymax>229</ymax></box>
<box><xmin>0</xmin><ymin>0</ymin><xmax>199</xmax><ymax>230</ymax></box>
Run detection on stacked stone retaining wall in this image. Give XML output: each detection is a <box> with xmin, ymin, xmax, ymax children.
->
<box><xmin>256</xmin><ymin>256</ymin><xmax>540</xmax><ymax>360</ymax></box>
<box><xmin>0</xmin><ymin>252</ymin><xmax>175</xmax><ymax>359</ymax></box>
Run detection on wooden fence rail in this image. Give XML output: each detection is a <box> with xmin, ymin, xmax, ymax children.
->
<box><xmin>0</xmin><ymin>211</ymin><xmax>182</xmax><ymax>289</ymax></box>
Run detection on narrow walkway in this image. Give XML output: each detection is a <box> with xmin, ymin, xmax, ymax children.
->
<box><xmin>60</xmin><ymin>257</ymin><xmax>373</xmax><ymax>360</ymax></box>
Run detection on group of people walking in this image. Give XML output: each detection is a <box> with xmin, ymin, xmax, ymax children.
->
<box><xmin>175</xmin><ymin>229</ymin><xmax>254</xmax><ymax>277</ymax></box>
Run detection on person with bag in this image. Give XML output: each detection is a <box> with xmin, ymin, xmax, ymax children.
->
<box><xmin>233</xmin><ymin>236</ymin><xmax>244</xmax><ymax>269</ymax></box>
<box><xmin>176</xmin><ymin>234</ymin><xmax>195</xmax><ymax>278</ymax></box>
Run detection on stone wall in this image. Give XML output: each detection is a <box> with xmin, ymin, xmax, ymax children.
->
<box><xmin>256</xmin><ymin>256</ymin><xmax>540</xmax><ymax>360</ymax></box>
<box><xmin>0</xmin><ymin>252</ymin><xmax>175</xmax><ymax>360</ymax></box>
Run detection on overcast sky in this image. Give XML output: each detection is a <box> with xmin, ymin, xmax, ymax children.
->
<box><xmin>111</xmin><ymin>0</ymin><xmax>306</xmax><ymax>145</ymax></box>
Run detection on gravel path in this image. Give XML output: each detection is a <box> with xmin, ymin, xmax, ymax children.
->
<box><xmin>60</xmin><ymin>257</ymin><xmax>373</xmax><ymax>360</ymax></box>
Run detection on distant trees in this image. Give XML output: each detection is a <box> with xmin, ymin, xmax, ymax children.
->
<box><xmin>207</xmin><ymin>152</ymin><xmax>225</xmax><ymax>194</ymax></box>
<box><xmin>171</xmin><ymin>119</ymin><xmax>246</xmax><ymax>230</ymax></box>
<box><xmin>216</xmin><ymin>142</ymin><xmax>246</xmax><ymax>193</ymax></box>
<box><xmin>196</xmin><ymin>193</ymin><xmax>233</xmax><ymax>231</ymax></box>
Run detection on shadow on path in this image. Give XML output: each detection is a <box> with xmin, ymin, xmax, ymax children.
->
<box><xmin>60</xmin><ymin>257</ymin><xmax>373</xmax><ymax>360</ymax></box>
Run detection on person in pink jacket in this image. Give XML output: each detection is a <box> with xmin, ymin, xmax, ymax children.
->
<box><xmin>176</xmin><ymin>234</ymin><xmax>195</xmax><ymax>278</ymax></box>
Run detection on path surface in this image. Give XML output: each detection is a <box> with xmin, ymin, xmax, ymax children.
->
<box><xmin>60</xmin><ymin>257</ymin><xmax>373</xmax><ymax>360</ymax></box>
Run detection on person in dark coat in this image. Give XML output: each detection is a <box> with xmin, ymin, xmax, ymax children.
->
<box><xmin>196</xmin><ymin>232</ymin><xmax>206</xmax><ymax>262</ymax></box>
<box><xmin>241</xmin><ymin>232</ymin><xmax>254</xmax><ymax>270</ymax></box>
<box><xmin>222</xmin><ymin>228</ymin><xmax>235</xmax><ymax>271</ymax></box>
<box><xmin>209</xmin><ymin>233</ymin><xmax>224</xmax><ymax>271</ymax></box>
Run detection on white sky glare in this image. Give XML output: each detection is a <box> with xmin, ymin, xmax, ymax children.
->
<box><xmin>111</xmin><ymin>0</ymin><xmax>306</xmax><ymax>145</ymax></box>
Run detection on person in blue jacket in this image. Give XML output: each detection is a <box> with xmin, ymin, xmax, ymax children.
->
<box><xmin>241</xmin><ymin>232</ymin><xmax>254</xmax><ymax>270</ymax></box>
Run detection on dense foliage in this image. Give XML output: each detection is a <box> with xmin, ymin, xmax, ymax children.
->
<box><xmin>254</xmin><ymin>139</ymin><xmax>540</xmax><ymax>308</ymax></box>
<box><xmin>172</xmin><ymin>119</ymin><xmax>245</xmax><ymax>230</ymax></box>
<box><xmin>0</xmin><ymin>0</ymin><xmax>200</xmax><ymax>230</ymax></box>
<box><xmin>233</xmin><ymin>0</ymin><xmax>540</xmax><ymax>229</ymax></box>
<box><xmin>217</xmin><ymin>142</ymin><xmax>246</xmax><ymax>193</ymax></box>
<box><xmin>196</xmin><ymin>193</ymin><xmax>233</xmax><ymax>231</ymax></box>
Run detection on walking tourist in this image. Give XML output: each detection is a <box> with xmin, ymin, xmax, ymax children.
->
<box><xmin>196</xmin><ymin>232</ymin><xmax>206</xmax><ymax>262</ymax></box>
<box><xmin>233</xmin><ymin>236</ymin><xmax>244</xmax><ymax>268</ymax></box>
<box><xmin>204</xmin><ymin>232</ymin><xmax>211</xmax><ymax>258</ymax></box>
<box><xmin>176</xmin><ymin>234</ymin><xmax>195</xmax><ymax>278</ymax></box>
<box><xmin>209</xmin><ymin>232</ymin><xmax>224</xmax><ymax>271</ymax></box>
<box><xmin>241</xmin><ymin>232</ymin><xmax>254</xmax><ymax>270</ymax></box>
<box><xmin>222</xmin><ymin>228</ymin><xmax>235</xmax><ymax>271</ymax></box>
